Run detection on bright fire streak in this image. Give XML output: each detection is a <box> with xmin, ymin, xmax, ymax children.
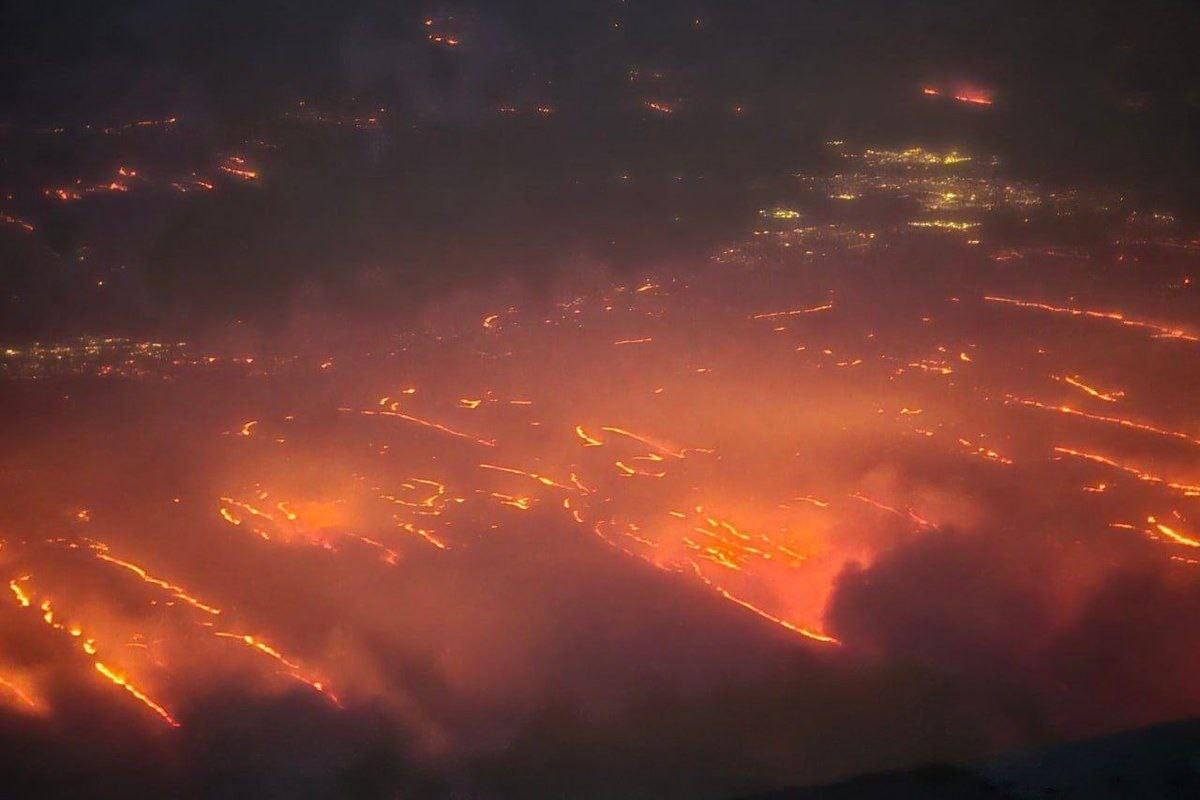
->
<box><xmin>906</xmin><ymin>360</ymin><xmax>954</xmax><ymax>375</ymax></box>
<box><xmin>685</xmin><ymin>512</ymin><xmax>808</xmax><ymax>566</ymax></box>
<box><xmin>9</xmin><ymin>579</ymin><xmax>31</xmax><ymax>607</ymax></box>
<box><xmin>956</xmin><ymin>438</ymin><xmax>1014</xmax><ymax>465</ymax></box>
<box><xmin>10</xmin><ymin>580</ymin><xmax>180</xmax><ymax>727</ymax></box>
<box><xmin>1007</xmin><ymin>396</ymin><xmax>1200</xmax><ymax>448</ymax></box>
<box><xmin>1052</xmin><ymin>447</ymin><xmax>1200</xmax><ymax>497</ymax></box>
<box><xmin>575</xmin><ymin>425</ymin><xmax>604</xmax><ymax>447</ymax></box>
<box><xmin>219</xmin><ymin>497</ymin><xmax>274</xmax><ymax>521</ymax></box>
<box><xmin>1148</xmin><ymin>517</ymin><xmax>1200</xmax><ymax>548</ymax></box>
<box><xmin>345</xmin><ymin>533</ymin><xmax>401</xmax><ymax>565</ymax></box>
<box><xmin>349</xmin><ymin>408</ymin><xmax>497</xmax><ymax>447</ymax></box>
<box><xmin>589</xmin><ymin>521</ymin><xmax>657</xmax><ymax>564</ymax></box>
<box><xmin>984</xmin><ymin>295</ymin><xmax>1199</xmax><ymax>342</ymax></box>
<box><xmin>687</xmin><ymin>562</ymin><xmax>838</xmax><ymax>644</ymax></box>
<box><xmin>953</xmin><ymin>93</ymin><xmax>993</xmax><ymax>106</ymax></box>
<box><xmin>1052</xmin><ymin>374</ymin><xmax>1124</xmax><ymax>403</ymax></box>
<box><xmin>280</xmin><ymin>671</ymin><xmax>342</xmax><ymax>707</ymax></box>
<box><xmin>218</xmin><ymin>156</ymin><xmax>258</xmax><ymax>180</ymax></box>
<box><xmin>479</xmin><ymin>463</ymin><xmax>577</xmax><ymax>491</ymax></box>
<box><xmin>94</xmin><ymin>663</ymin><xmax>181</xmax><ymax>728</ymax></box>
<box><xmin>490</xmin><ymin>493</ymin><xmax>533</xmax><ymax>510</ymax></box>
<box><xmin>0</xmin><ymin>674</ymin><xmax>42</xmax><ymax>713</ymax></box>
<box><xmin>613</xmin><ymin>337</ymin><xmax>653</xmax><ymax>345</ymax></box>
<box><xmin>214</xmin><ymin>632</ymin><xmax>301</xmax><ymax>669</ymax></box>
<box><xmin>851</xmin><ymin>493</ymin><xmax>938</xmax><ymax>530</ymax></box>
<box><xmin>600</xmin><ymin>426</ymin><xmax>685</xmax><ymax>458</ymax></box>
<box><xmin>93</xmin><ymin>551</ymin><xmax>221</xmax><ymax>615</ymax></box>
<box><xmin>380</xmin><ymin>477</ymin><xmax>448</xmax><ymax>513</ymax></box>
<box><xmin>750</xmin><ymin>302</ymin><xmax>834</xmax><ymax>320</ymax></box>
<box><xmin>397</xmin><ymin>521</ymin><xmax>449</xmax><ymax>549</ymax></box>
<box><xmin>793</xmin><ymin>496</ymin><xmax>829</xmax><ymax>509</ymax></box>
<box><xmin>615</xmin><ymin>460</ymin><xmax>666</xmax><ymax>478</ymax></box>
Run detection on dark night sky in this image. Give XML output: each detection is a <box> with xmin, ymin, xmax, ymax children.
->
<box><xmin>0</xmin><ymin>3</ymin><xmax>1195</xmax><ymax>215</ymax></box>
<box><xmin>3</xmin><ymin>1</ymin><xmax>1198</xmax><ymax>127</ymax></box>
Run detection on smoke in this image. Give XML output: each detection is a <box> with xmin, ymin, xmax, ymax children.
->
<box><xmin>828</xmin><ymin>524</ymin><xmax>1200</xmax><ymax>747</ymax></box>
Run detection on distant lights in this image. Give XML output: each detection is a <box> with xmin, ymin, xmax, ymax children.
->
<box><xmin>760</xmin><ymin>207</ymin><xmax>802</xmax><ymax>220</ymax></box>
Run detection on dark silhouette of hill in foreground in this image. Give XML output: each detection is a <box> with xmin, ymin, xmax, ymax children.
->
<box><xmin>743</xmin><ymin>717</ymin><xmax>1200</xmax><ymax>799</ymax></box>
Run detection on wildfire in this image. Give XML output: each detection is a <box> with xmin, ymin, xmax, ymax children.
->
<box><xmin>7</xmin><ymin>578</ymin><xmax>180</xmax><ymax>727</ymax></box>
<box><xmin>687</xmin><ymin>562</ymin><xmax>838</xmax><ymax>644</ymax></box>
<box><xmin>94</xmin><ymin>663</ymin><xmax>181</xmax><ymax>728</ymax></box>
<box><xmin>6</xmin><ymin>131</ymin><xmax>1200</xmax><ymax>757</ymax></box>
<box><xmin>92</xmin><ymin>548</ymin><xmax>222</xmax><ymax>615</ymax></box>
<box><xmin>1052</xmin><ymin>374</ymin><xmax>1125</xmax><ymax>403</ymax></box>
<box><xmin>1007</xmin><ymin>396</ymin><xmax>1200</xmax><ymax>448</ymax></box>
<box><xmin>348</xmin><ymin>407</ymin><xmax>497</xmax><ymax>447</ymax></box>
<box><xmin>218</xmin><ymin>156</ymin><xmax>259</xmax><ymax>181</ymax></box>
<box><xmin>985</xmin><ymin>295</ymin><xmax>1199</xmax><ymax>342</ymax></box>
<box><xmin>1052</xmin><ymin>447</ymin><xmax>1200</xmax><ymax>497</ymax></box>
<box><xmin>750</xmin><ymin>302</ymin><xmax>834</xmax><ymax>320</ymax></box>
